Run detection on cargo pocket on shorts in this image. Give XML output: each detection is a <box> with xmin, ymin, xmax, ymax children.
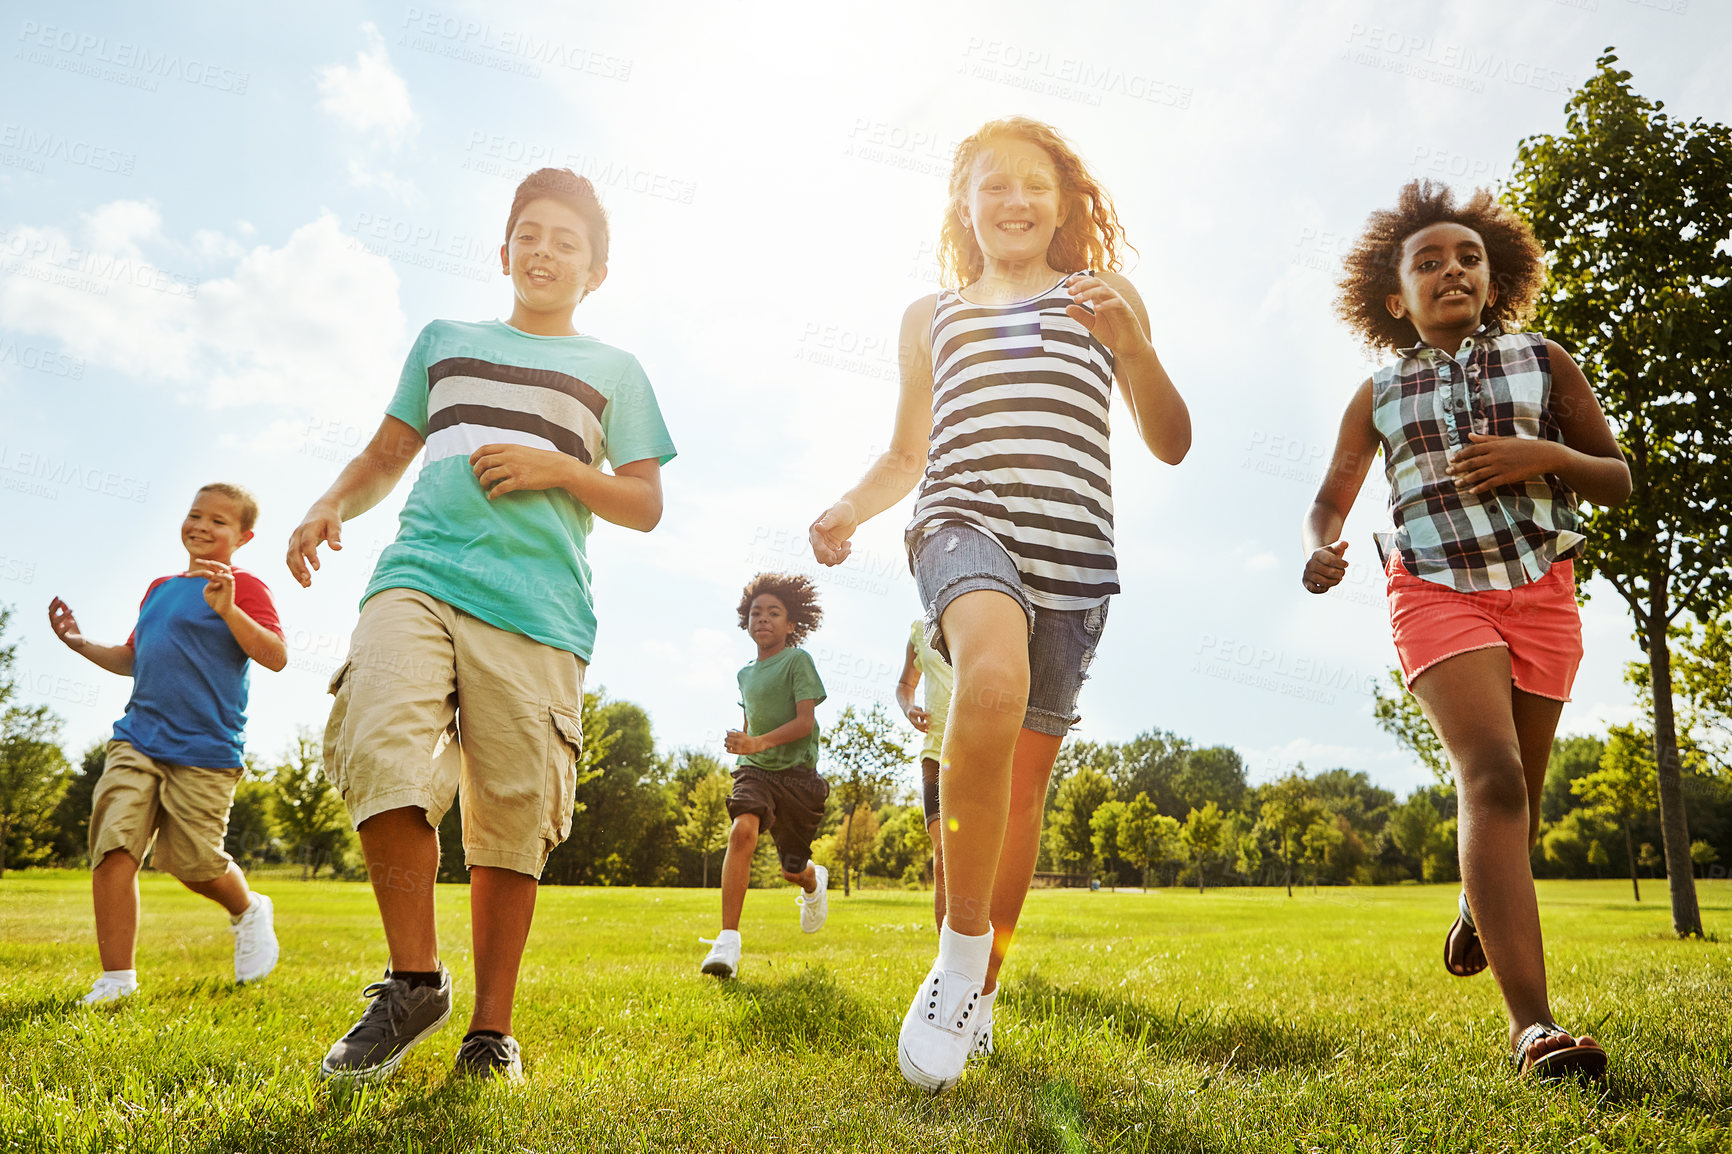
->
<box><xmin>321</xmin><ymin>660</ymin><xmax>353</xmax><ymax>797</ymax></box>
<box><xmin>545</xmin><ymin>707</ymin><xmax>585</xmax><ymax>848</ymax></box>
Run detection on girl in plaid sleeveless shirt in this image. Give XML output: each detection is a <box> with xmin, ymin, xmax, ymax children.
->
<box><xmin>809</xmin><ymin>117</ymin><xmax>1191</xmax><ymax>1091</ymax></box>
<box><xmin>1302</xmin><ymin>181</ymin><xmax>1629</xmax><ymax>1083</ymax></box>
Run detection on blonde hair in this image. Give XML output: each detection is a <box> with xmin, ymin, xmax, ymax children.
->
<box><xmin>937</xmin><ymin>117</ymin><xmax>1132</xmax><ymax>289</ymax></box>
<box><xmin>196</xmin><ymin>482</ymin><xmax>259</xmax><ymax>532</ymax></box>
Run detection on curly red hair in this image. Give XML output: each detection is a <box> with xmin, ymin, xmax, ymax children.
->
<box><xmin>938</xmin><ymin>117</ymin><xmax>1132</xmax><ymax>289</ymax></box>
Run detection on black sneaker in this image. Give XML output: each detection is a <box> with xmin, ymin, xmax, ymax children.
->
<box><xmin>319</xmin><ymin>966</ymin><xmax>453</xmax><ymax>1083</ymax></box>
<box><xmin>453</xmin><ymin>1032</ymin><xmax>524</xmax><ymax>1083</ymax></box>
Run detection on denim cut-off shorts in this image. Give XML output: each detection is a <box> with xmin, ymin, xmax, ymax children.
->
<box><xmin>912</xmin><ymin>523</ymin><xmax>1108</xmax><ymax>737</ymax></box>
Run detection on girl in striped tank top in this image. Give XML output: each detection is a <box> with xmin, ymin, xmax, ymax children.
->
<box><xmin>1302</xmin><ymin>182</ymin><xmax>1629</xmax><ymax>1083</ymax></box>
<box><xmin>810</xmin><ymin>117</ymin><xmax>1191</xmax><ymax>1091</ymax></box>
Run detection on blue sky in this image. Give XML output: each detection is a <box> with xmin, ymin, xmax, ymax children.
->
<box><xmin>2</xmin><ymin>0</ymin><xmax>1726</xmax><ymax>797</ymax></box>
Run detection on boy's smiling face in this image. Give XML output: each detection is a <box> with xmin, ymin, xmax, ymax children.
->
<box><xmin>501</xmin><ymin>196</ymin><xmax>607</xmax><ymax>322</ymax></box>
<box><xmin>747</xmin><ymin>593</ymin><xmax>795</xmax><ymax>657</ymax></box>
<box><xmin>181</xmin><ymin>491</ymin><xmax>252</xmax><ymax>565</ymax></box>
<box><xmin>1386</xmin><ymin>221</ymin><xmax>1497</xmax><ymax>346</ymax></box>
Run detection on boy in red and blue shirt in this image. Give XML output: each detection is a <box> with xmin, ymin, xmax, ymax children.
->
<box><xmin>50</xmin><ymin>482</ymin><xmax>287</xmax><ymax>1004</ymax></box>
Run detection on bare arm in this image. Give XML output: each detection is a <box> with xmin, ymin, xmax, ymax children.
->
<box><xmin>470</xmin><ymin>450</ymin><xmax>664</xmax><ymax>531</ymax></box>
<box><xmin>1301</xmin><ymin>379</ymin><xmax>1379</xmax><ymax>593</ymax></box>
<box><xmin>1445</xmin><ymin>341</ymin><xmax>1629</xmax><ymax>506</ymax></box>
<box><xmin>725</xmin><ymin>699</ymin><xmax>818</xmax><ymax>756</ymax></box>
<box><xmin>1091</xmin><ymin>271</ymin><xmax>1191</xmax><ymax>465</ymax></box>
<box><xmin>895</xmin><ymin>640</ymin><xmax>929</xmax><ymax>731</ymax></box>
<box><xmin>810</xmin><ymin>295</ymin><xmax>938</xmax><ymax>565</ymax></box>
<box><xmin>286</xmin><ymin>416</ymin><xmax>425</xmax><ymax>587</ymax></box>
<box><xmin>192</xmin><ymin>561</ymin><xmax>288</xmax><ymax>672</ymax></box>
<box><xmin>47</xmin><ymin>597</ymin><xmax>133</xmax><ymax>676</ymax></box>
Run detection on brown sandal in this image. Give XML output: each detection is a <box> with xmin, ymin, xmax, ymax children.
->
<box><xmin>1513</xmin><ymin>1022</ymin><xmax>1608</xmax><ymax>1083</ymax></box>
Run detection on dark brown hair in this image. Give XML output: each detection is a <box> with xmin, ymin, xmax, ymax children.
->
<box><xmin>736</xmin><ymin>572</ymin><xmax>823</xmax><ymax>647</ymax></box>
<box><xmin>1335</xmin><ymin>180</ymin><xmax>1543</xmax><ymax>353</ymax></box>
<box><xmin>505</xmin><ymin>167</ymin><xmax>610</xmax><ymax>266</ymax></box>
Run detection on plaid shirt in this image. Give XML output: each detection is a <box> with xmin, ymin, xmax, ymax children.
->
<box><xmin>1372</xmin><ymin>327</ymin><xmax>1583</xmax><ymax>592</ymax></box>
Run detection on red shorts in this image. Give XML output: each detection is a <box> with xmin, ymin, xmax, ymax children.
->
<box><xmin>1386</xmin><ymin>551</ymin><xmax>1583</xmax><ymax>702</ymax></box>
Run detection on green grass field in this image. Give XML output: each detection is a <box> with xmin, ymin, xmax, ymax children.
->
<box><xmin>1</xmin><ymin>872</ymin><xmax>1728</xmax><ymax>1152</ymax></box>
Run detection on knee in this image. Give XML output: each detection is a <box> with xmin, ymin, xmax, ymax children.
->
<box><xmin>728</xmin><ymin>819</ymin><xmax>759</xmax><ymax>852</ymax></box>
<box><xmin>1458</xmin><ymin>757</ymin><xmax>1529</xmax><ymax>819</ymax></box>
<box><xmin>952</xmin><ymin>650</ymin><xmax>1029</xmax><ymax>722</ymax></box>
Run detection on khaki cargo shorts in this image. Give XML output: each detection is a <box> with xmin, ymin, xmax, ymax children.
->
<box><xmin>88</xmin><ymin>740</ymin><xmax>241</xmax><ymax>882</ymax></box>
<box><xmin>323</xmin><ymin>587</ymin><xmax>587</xmax><ymax>878</ymax></box>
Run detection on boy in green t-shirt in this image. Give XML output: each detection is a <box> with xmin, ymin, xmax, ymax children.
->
<box><xmin>286</xmin><ymin>168</ymin><xmax>675</xmax><ymax>1083</ymax></box>
<box><xmin>700</xmin><ymin>573</ymin><xmax>830</xmax><ymax>979</ymax></box>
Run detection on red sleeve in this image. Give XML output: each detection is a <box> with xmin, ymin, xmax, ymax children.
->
<box><xmin>232</xmin><ymin>569</ymin><xmax>284</xmax><ymax>638</ymax></box>
<box><xmin>125</xmin><ymin>575</ymin><xmax>177</xmax><ymax>649</ymax></box>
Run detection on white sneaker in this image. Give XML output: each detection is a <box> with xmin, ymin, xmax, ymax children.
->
<box><xmin>799</xmin><ymin>863</ymin><xmax>829</xmax><ymax>934</ymax></box>
<box><xmin>970</xmin><ymin>989</ymin><xmax>996</xmax><ymax>1061</ymax></box>
<box><xmin>699</xmin><ymin>933</ymin><xmax>740</xmax><ymax>979</ymax></box>
<box><xmin>898</xmin><ymin>924</ymin><xmax>992</xmax><ymax>1092</ymax></box>
<box><xmin>80</xmin><ymin>974</ymin><xmax>138</xmax><ymax>1005</ymax></box>
<box><xmin>231</xmin><ymin>893</ymin><xmax>279</xmax><ymax>983</ymax></box>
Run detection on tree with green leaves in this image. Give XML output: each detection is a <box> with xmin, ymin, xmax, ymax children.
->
<box><xmin>820</xmin><ymin>703</ymin><xmax>907</xmax><ymax>896</ymax></box>
<box><xmin>1257</xmin><ymin>769</ymin><xmax>1326</xmax><ymax>897</ymax></box>
<box><xmin>678</xmin><ymin>769</ymin><xmax>732</xmax><ymax>888</ymax></box>
<box><xmin>1507</xmin><ymin>51</ymin><xmax>1732</xmax><ymax>937</ymax></box>
<box><xmin>1117</xmin><ymin>793</ymin><xmax>1178</xmax><ymax>891</ymax></box>
<box><xmin>1045</xmin><ymin>766</ymin><xmax>1114</xmax><ymax>880</ymax></box>
<box><xmin>1690</xmin><ymin>840</ymin><xmax>1718</xmax><ymax>879</ymax></box>
<box><xmin>49</xmin><ymin>740</ymin><xmax>107</xmax><ymax>865</ymax></box>
<box><xmin>1370</xmin><ymin>670</ymin><xmax>1448</xmax><ymax>782</ymax></box>
<box><xmin>0</xmin><ymin>606</ymin><xmax>72</xmax><ymax>878</ymax></box>
<box><xmin>272</xmin><ymin>729</ymin><xmax>351</xmax><ymax>880</ymax></box>
<box><xmin>1089</xmin><ymin>798</ymin><xmax>1128</xmax><ymax>888</ymax></box>
<box><xmin>1572</xmin><ymin>724</ymin><xmax>1658</xmax><ymax>902</ymax></box>
<box><xmin>1179</xmin><ymin>801</ymin><xmax>1225</xmax><ymax>894</ymax></box>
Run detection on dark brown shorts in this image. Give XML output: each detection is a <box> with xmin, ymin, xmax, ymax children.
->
<box><xmin>727</xmin><ymin>765</ymin><xmax>830</xmax><ymax>874</ymax></box>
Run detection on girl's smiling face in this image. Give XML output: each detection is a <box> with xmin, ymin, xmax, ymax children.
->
<box><xmin>1386</xmin><ymin>221</ymin><xmax>1497</xmax><ymax>345</ymax></box>
<box><xmin>960</xmin><ymin>136</ymin><xmax>1067</xmax><ymax>269</ymax></box>
<box><xmin>501</xmin><ymin>196</ymin><xmax>606</xmax><ymax>316</ymax></box>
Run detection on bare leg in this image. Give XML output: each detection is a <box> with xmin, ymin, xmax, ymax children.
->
<box><xmin>926</xmin><ymin>817</ymin><xmax>947</xmax><ymax>932</ymax></box>
<box><xmin>983</xmin><ymin>728</ymin><xmax>1064</xmax><ymax>993</ymax></box>
<box><xmin>357</xmin><ymin>806</ymin><xmax>441</xmax><ymax>972</ymax></box>
<box><xmin>1512</xmin><ymin>689</ymin><xmax>1562</xmax><ymax>850</ymax></box>
<box><xmin>780</xmin><ymin>861</ymin><xmax>817</xmax><ymax>891</ymax></box>
<box><xmin>91</xmin><ymin>850</ymin><xmax>141</xmax><ymax>971</ymax></box>
<box><xmin>719</xmin><ymin>814</ymin><xmax>760</xmax><ymax>932</ymax></box>
<box><xmin>938</xmin><ymin>590</ymin><xmax>1031</xmax><ymax>937</ymax></box>
<box><xmin>1412</xmin><ymin>649</ymin><xmax>1592</xmax><ymax>1062</ymax></box>
<box><xmin>469</xmin><ymin>866</ymin><xmax>536</xmax><ymax>1034</ymax></box>
<box><xmin>180</xmin><ymin>862</ymin><xmax>252</xmax><ymax>917</ymax></box>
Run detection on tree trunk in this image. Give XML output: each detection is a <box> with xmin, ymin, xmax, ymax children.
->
<box><xmin>1196</xmin><ymin>853</ymin><xmax>1205</xmax><ymax>895</ymax></box>
<box><xmin>1647</xmin><ymin>605</ymin><xmax>1703</xmax><ymax>935</ymax></box>
<box><xmin>701</xmin><ymin>852</ymin><xmax>709</xmax><ymax>889</ymax></box>
<box><xmin>1624</xmin><ymin>820</ymin><xmax>1639</xmax><ymax>903</ymax></box>
<box><xmin>0</xmin><ymin>815</ymin><xmax>7</xmax><ymax>878</ymax></box>
<box><xmin>842</xmin><ymin>808</ymin><xmax>854</xmax><ymax>898</ymax></box>
<box><xmin>1284</xmin><ymin>839</ymin><xmax>1293</xmax><ymax>898</ymax></box>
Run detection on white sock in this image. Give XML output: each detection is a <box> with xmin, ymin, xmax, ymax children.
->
<box><xmin>936</xmin><ymin>920</ymin><xmax>993</xmax><ymax>980</ymax></box>
<box><xmin>714</xmin><ymin>929</ymin><xmax>740</xmax><ymax>946</ymax></box>
<box><xmin>102</xmin><ymin>969</ymin><xmax>137</xmax><ymax>987</ymax></box>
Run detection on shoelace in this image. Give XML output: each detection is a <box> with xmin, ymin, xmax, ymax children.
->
<box><xmin>350</xmin><ymin>980</ymin><xmax>407</xmax><ymax>1039</ymax></box>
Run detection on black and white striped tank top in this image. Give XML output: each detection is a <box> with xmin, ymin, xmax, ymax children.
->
<box><xmin>905</xmin><ymin>274</ymin><xmax>1119</xmax><ymax>609</ymax></box>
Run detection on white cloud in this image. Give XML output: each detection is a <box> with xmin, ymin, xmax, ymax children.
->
<box><xmin>0</xmin><ymin>204</ymin><xmax>406</xmax><ymax>435</ymax></box>
<box><xmin>315</xmin><ymin>23</ymin><xmax>416</xmax><ymax>140</ymax></box>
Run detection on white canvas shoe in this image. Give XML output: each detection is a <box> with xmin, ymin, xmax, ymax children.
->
<box><xmin>699</xmin><ymin>932</ymin><xmax>741</xmax><ymax>979</ymax></box>
<box><xmin>897</xmin><ymin>923</ymin><xmax>992</xmax><ymax>1092</ymax></box>
<box><xmin>80</xmin><ymin>973</ymin><xmax>138</xmax><ymax>1006</ymax></box>
<box><xmin>231</xmin><ymin>892</ymin><xmax>279</xmax><ymax>983</ymax></box>
<box><xmin>799</xmin><ymin>864</ymin><xmax>829</xmax><ymax>934</ymax></box>
<box><xmin>970</xmin><ymin>988</ymin><xmax>996</xmax><ymax>1061</ymax></box>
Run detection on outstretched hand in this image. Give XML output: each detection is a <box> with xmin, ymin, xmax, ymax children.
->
<box><xmin>809</xmin><ymin>500</ymin><xmax>857</xmax><ymax>566</ymax></box>
<box><xmin>1447</xmin><ymin>432</ymin><xmax>1561</xmax><ymax>494</ymax></box>
<box><xmin>286</xmin><ymin>505</ymin><xmax>342</xmax><ymax>589</ymax></box>
<box><xmin>48</xmin><ymin>597</ymin><xmax>84</xmax><ymax>649</ymax></box>
<box><xmin>193</xmin><ymin>559</ymin><xmax>236</xmax><ymax>615</ymax></box>
<box><xmin>1302</xmin><ymin>540</ymin><xmax>1348</xmax><ymax>594</ymax></box>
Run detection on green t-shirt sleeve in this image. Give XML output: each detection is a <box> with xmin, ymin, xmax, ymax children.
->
<box><xmin>789</xmin><ymin>648</ymin><xmax>827</xmax><ymax>706</ymax></box>
<box><xmin>384</xmin><ymin>323</ymin><xmax>436</xmax><ymax>435</ymax></box>
<box><xmin>603</xmin><ymin>355</ymin><xmax>677</xmax><ymax>468</ymax></box>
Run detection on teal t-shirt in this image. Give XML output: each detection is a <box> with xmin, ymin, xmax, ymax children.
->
<box><xmin>365</xmin><ymin>319</ymin><xmax>676</xmax><ymax>660</ymax></box>
<box><xmin>737</xmin><ymin>647</ymin><xmax>826</xmax><ymax>772</ymax></box>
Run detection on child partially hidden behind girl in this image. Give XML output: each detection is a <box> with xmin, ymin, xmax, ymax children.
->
<box><xmin>1303</xmin><ymin>181</ymin><xmax>1629</xmax><ymax>1082</ymax></box>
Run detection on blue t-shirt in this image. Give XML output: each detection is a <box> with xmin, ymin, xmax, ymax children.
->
<box><xmin>112</xmin><ymin>571</ymin><xmax>282</xmax><ymax>768</ymax></box>
<box><xmin>365</xmin><ymin>319</ymin><xmax>677</xmax><ymax>660</ymax></box>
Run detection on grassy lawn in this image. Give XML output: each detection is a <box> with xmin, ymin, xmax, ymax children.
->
<box><xmin>1</xmin><ymin>871</ymin><xmax>1728</xmax><ymax>1152</ymax></box>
